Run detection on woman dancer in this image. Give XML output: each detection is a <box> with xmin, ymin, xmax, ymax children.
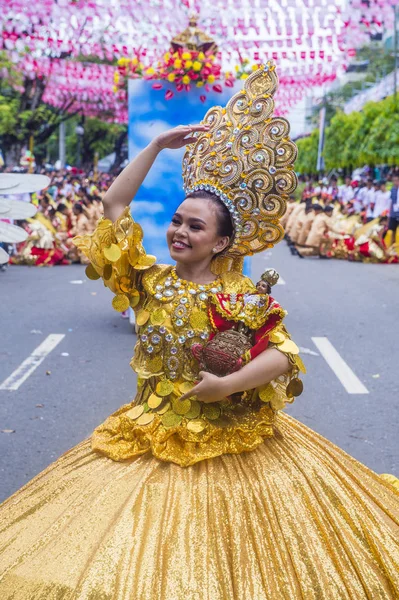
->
<box><xmin>1</xmin><ymin>64</ymin><xmax>398</xmax><ymax>599</ymax></box>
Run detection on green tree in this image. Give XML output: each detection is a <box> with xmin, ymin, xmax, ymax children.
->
<box><xmin>295</xmin><ymin>129</ymin><xmax>319</xmax><ymax>174</ymax></box>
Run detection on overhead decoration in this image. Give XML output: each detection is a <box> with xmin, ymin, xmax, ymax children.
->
<box><xmin>1</xmin><ymin>0</ymin><xmax>397</xmax><ymax>123</ymax></box>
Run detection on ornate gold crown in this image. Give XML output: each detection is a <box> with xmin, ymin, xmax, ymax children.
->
<box><xmin>260</xmin><ymin>267</ymin><xmax>280</xmax><ymax>287</ymax></box>
<box><xmin>182</xmin><ymin>62</ymin><xmax>297</xmax><ymax>262</ymax></box>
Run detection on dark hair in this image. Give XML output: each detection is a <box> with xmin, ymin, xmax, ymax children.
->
<box><xmin>73</xmin><ymin>203</ymin><xmax>84</xmax><ymax>213</ymax></box>
<box><xmin>57</xmin><ymin>203</ymin><xmax>67</xmax><ymax>212</ymax></box>
<box><xmin>184</xmin><ymin>190</ymin><xmax>234</xmax><ymax>238</ymax></box>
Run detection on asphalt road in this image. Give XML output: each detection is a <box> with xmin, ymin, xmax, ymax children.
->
<box><xmin>1</xmin><ymin>245</ymin><xmax>398</xmax><ymax>502</ymax></box>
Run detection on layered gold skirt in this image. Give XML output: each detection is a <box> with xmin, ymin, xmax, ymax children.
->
<box><xmin>1</xmin><ymin>411</ymin><xmax>398</xmax><ymax>599</ymax></box>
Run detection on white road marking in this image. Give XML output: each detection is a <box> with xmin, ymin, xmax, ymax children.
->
<box><xmin>299</xmin><ymin>346</ymin><xmax>319</xmax><ymax>356</ymax></box>
<box><xmin>311</xmin><ymin>337</ymin><xmax>369</xmax><ymax>394</ymax></box>
<box><xmin>0</xmin><ymin>334</ymin><xmax>65</xmax><ymax>391</ymax></box>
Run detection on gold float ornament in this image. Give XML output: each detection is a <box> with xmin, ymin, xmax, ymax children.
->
<box><xmin>269</xmin><ymin>331</ymin><xmax>286</xmax><ymax>344</ymax></box>
<box><xmin>103</xmin><ymin>243</ymin><xmax>122</xmax><ymax>262</ymax></box>
<box><xmin>151</xmin><ymin>308</ymin><xmax>167</xmax><ymax>326</ymax></box>
<box><xmin>136</xmin><ymin>309</ymin><xmax>150</xmax><ymax>326</ymax></box>
<box><xmin>202</xmin><ymin>403</ymin><xmax>221</xmax><ymax>420</ymax></box>
<box><xmin>187</xmin><ymin>419</ymin><xmax>206</xmax><ymax>433</ymax></box>
<box><xmin>112</xmin><ymin>294</ymin><xmax>130</xmax><ymax>312</ymax></box>
<box><xmin>156</xmin><ymin>380</ymin><xmax>175</xmax><ymax>396</ymax></box>
<box><xmin>286</xmin><ymin>377</ymin><xmax>303</xmax><ymax>398</ymax></box>
<box><xmin>136</xmin><ymin>412</ymin><xmax>155</xmax><ymax>426</ymax></box>
<box><xmin>85</xmin><ymin>263</ymin><xmax>100</xmax><ymax>280</ymax></box>
<box><xmin>278</xmin><ymin>339</ymin><xmax>299</xmax><ymax>354</ymax></box>
<box><xmin>162</xmin><ymin>411</ymin><xmax>183</xmax><ymax>428</ymax></box>
<box><xmin>148</xmin><ymin>393</ymin><xmax>163</xmax><ymax>409</ymax></box>
<box><xmin>135</xmin><ymin>254</ymin><xmax>157</xmax><ymax>270</ymax></box>
<box><xmin>185</xmin><ymin>400</ymin><xmax>201</xmax><ymax>419</ymax></box>
<box><xmin>172</xmin><ymin>398</ymin><xmax>192</xmax><ymax>415</ymax></box>
<box><xmin>258</xmin><ymin>383</ymin><xmax>275</xmax><ymax>403</ymax></box>
<box><xmin>103</xmin><ymin>263</ymin><xmax>113</xmax><ymax>280</ymax></box>
<box><xmin>125</xmin><ymin>405</ymin><xmax>144</xmax><ymax>420</ymax></box>
<box><xmin>189</xmin><ymin>309</ymin><xmax>209</xmax><ymax>330</ymax></box>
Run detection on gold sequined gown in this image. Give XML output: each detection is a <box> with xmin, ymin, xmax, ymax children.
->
<box><xmin>1</xmin><ymin>209</ymin><xmax>399</xmax><ymax>600</ymax></box>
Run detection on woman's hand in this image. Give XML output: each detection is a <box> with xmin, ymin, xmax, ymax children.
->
<box><xmin>179</xmin><ymin>371</ymin><xmax>231</xmax><ymax>404</ymax></box>
<box><xmin>153</xmin><ymin>124</ymin><xmax>209</xmax><ymax>151</ymax></box>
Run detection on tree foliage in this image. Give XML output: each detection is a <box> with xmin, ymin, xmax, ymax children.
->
<box><xmin>299</xmin><ymin>95</ymin><xmax>399</xmax><ymax>174</ymax></box>
<box><xmin>296</xmin><ymin>129</ymin><xmax>319</xmax><ymax>174</ymax></box>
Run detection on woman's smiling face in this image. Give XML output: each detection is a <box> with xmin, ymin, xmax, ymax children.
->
<box><xmin>166</xmin><ymin>197</ymin><xmax>230</xmax><ymax>266</ymax></box>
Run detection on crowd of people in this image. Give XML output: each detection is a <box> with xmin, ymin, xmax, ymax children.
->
<box><xmin>1</xmin><ymin>169</ymin><xmax>111</xmax><ymax>266</ymax></box>
<box><xmin>2</xmin><ymin>167</ymin><xmax>399</xmax><ymax>266</ymax></box>
<box><xmin>283</xmin><ymin>174</ymin><xmax>399</xmax><ymax>263</ymax></box>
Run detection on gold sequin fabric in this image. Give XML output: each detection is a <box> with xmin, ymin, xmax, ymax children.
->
<box><xmin>0</xmin><ymin>411</ymin><xmax>398</xmax><ymax>599</ymax></box>
<box><xmin>74</xmin><ymin>210</ymin><xmax>304</xmax><ymax>466</ymax></box>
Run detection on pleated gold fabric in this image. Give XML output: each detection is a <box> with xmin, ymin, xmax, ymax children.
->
<box><xmin>1</xmin><ymin>411</ymin><xmax>398</xmax><ymax>599</ymax></box>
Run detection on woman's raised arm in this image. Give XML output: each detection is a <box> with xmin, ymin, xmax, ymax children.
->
<box><xmin>102</xmin><ymin>124</ymin><xmax>209</xmax><ymax>222</ymax></box>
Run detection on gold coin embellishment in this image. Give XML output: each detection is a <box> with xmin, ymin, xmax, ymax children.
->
<box><xmin>185</xmin><ymin>400</ymin><xmax>201</xmax><ymax>419</ymax></box>
<box><xmin>151</xmin><ymin>308</ymin><xmax>166</xmax><ymax>326</ymax></box>
<box><xmin>103</xmin><ymin>243</ymin><xmax>122</xmax><ymax>262</ymax></box>
<box><xmin>189</xmin><ymin>309</ymin><xmax>209</xmax><ymax>330</ymax></box>
<box><xmin>156</xmin><ymin>380</ymin><xmax>175</xmax><ymax>397</ymax></box>
<box><xmin>270</xmin><ymin>396</ymin><xmax>286</xmax><ymax>411</ymax></box>
<box><xmin>112</xmin><ymin>294</ymin><xmax>130</xmax><ymax>312</ymax></box>
<box><xmin>148</xmin><ymin>393</ymin><xmax>163</xmax><ymax>409</ymax></box>
<box><xmin>130</xmin><ymin>290</ymin><xmax>141</xmax><ymax>308</ymax></box>
<box><xmin>278</xmin><ymin>339</ymin><xmax>299</xmax><ymax>355</ymax></box>
<box><xmin>155</xmin><ymin>401</ymin><xmax>171</xmax><ymax>415</ymax></box>
<box><xmin>179</xmin><ymin>381</ymin><xmax>195</xmax><ymax>394</ymax></box>
<box><xmin>132</xmin><ymin>222</ymin><xmax>144</xmax><ymax>244</ymax></box>
<box><xmin>136</xmin><ymin>412</ymin><xmax>155</xmax><ymax>426</ymax></box>
<box><xmin>202</xmin><ymin>403</ymin><xmax>221</xmax><ymax>420</ymax></box>
<box><xmin>258</xmin><ymin>384</ymin><xmax>275</xmax><ymax>403</ymax></box>
<box><xmin>161</xmin><ymin>411</ymin><xmax>183</xmax><ymax>428</ymax></box>
<box><xmin>85</xmin><ymin>264</ymin><xmax>100</xmax><ymax>280</ymax></box>
<box><xmin>135</xmin><ymin>254</ymin><xmax>157</xmax><ymax>270</ymax></box>
<box><xmin>172</xmin><ymin>398</ymin><xmax>192</xmax><ymax>415</ymax></box>
<box><xmin>186</xmin><ymin>419</ymin><xmax>206</xmax><ymax>433</ymax></box>
<box><xmin>103</xmin><ymin>263</ymin><xmax>113</xmax><ymax>280</ymax></box>
<box><xmin>119</xmin><ymin>276</ymin><xmax>133</xmax><ymax>293</ymax></box>
<box><xmin>269</xmin><ymin>331</ymin><xmax>286</xmax><ymax>344</ymax></box>
<box><xmin>286</xmin><ymin>378</ymin><xmax>304</xmax><ymax>398</ymax></box>
<box><xmin>136</xmin><ymin>309</ymin><xmax>150</xmax><ymax>326</ymax></box>
<box><xmin>128</xmin><ymin>246</ymin><xmax>140</xmax><ymax>266</ymax></box>
<box><xmin>125</xmin><ymin>405</ymin><xmax>144</xmax><ymax>420</ymax></box>
<box><xmin>295</xmin><ymin>355</ymin><xmax>307</xmax><ymax>374</ymax></box>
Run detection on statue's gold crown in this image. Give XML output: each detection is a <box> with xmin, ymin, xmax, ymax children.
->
<box><xmin>182</xmin><ymin>62</ymin><xmax>297</xmax><ymax>260</ymax></box>
<box><xmin>260</xmin><ymin>267</ymin><xmax>280</xmax><ymax>287</ymax></box>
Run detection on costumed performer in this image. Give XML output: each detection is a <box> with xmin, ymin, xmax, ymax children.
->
<box><xmin>0</xmin><ymin>64</ymin><xmax>398</xmax><ymax>600</ymax></box>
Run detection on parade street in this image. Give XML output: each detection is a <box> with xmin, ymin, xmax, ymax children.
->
<box><xmin>1</xmin><ymin>246</ymin><xmax>398</xmax><ymax>502</ymax></box>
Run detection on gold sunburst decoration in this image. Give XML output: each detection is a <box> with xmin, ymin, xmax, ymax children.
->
<box><xmin>182</xmin><ymin>62</ymin><xmax>297</xmax><ymax>261</ymax></box>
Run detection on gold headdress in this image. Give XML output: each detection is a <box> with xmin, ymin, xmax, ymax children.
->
<box><xmin>182</xmin><ymin>62</ymin><xmax>297</xmax><ymax>273</ymax></box>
